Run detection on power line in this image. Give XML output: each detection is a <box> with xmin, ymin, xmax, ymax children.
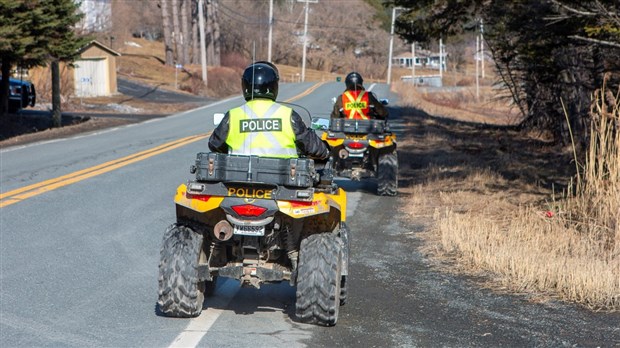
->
<box><xmin>218</xmin><ymin>2</ymin><xmax>269</xmax><ymax>25</ymax></box>
<box><xmin>217</xmin><ymin>1</ymin><xmax>370</xmax><ymax>31</ymax></box>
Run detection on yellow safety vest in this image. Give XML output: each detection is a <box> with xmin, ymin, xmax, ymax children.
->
<box><xmin>226</xmin><ymin>99</ymin><xmax>298</xmax><ymax>158</ymax></box>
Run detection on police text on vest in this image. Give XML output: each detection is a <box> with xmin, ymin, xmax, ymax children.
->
<box><xmin>240</xmin><ymin>118</ymin><xmax>282</xmax><ymax>133</ymax></box>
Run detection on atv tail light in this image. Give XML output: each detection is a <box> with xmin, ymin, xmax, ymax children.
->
<box><xmin>347</xmin><ymin>141</ymin><xmax>365</xmax><ymax>149</ymax></box>
<box><xmin>285</xmin><ymin>200</ymin><xmax>318</xmax><ymax>208</ymax></box>
<box><xmin>186</xmin><ymin>193</ymin><xmax>211</xmax><ymax>202</ymax></box>
<box><xmin>231</xmin><ymin>204</ymin><xmax>267</xmax><ymax>217</ymax></box>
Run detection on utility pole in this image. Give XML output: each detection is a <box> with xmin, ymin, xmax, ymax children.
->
<box><xmin>475</xmin><ymin>34</ymin><xmax>480</xmax><ymax>99</ymax></box>
<box><xmin>300</xmin><ymin>0</ymin><xmax>310</xmax><ymax>82</ymax></box>
<box><xmin>410</xmin><ymin>21</ymin><xmax>415</xmax><ymax>86</ymax></box>
<box><xmin>439</xmin><ymin>37</ymin><xmax>443</xmax><ymax>81</ymax></box>
<box><xmin>387</xmin><ymin>7</ymin><xmax>401</xmax><ymax>85</ymax></box>
<box><xmin>198</xmin><ymin>0</ymin><xmax>207</xmax><ymax>84</ymax></box>
<box><xmin>411</xmin><ymin>41</ymin><xmax>415</xmax><ymax>86</ymax></box>
<box><xmin>480</xmin><ymin>19</ymin><xmax>485</xmax><ymax>79</ymax></box>
<box><xmin>268</xmin><ymin>0</ymin><xmax>273</xmax><ymax>62</ymax></box>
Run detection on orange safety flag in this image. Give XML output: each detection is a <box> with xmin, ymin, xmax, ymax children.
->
<box><xmin>342</xmin><ymin>90</ymin><xmax>370</xmax><ymax>119</ymax></box>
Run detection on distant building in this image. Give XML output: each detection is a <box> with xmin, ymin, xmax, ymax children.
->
<box><xmin>27</xmin><ymin>41</ymin><xmax>120</xmax><ymax>100</ymax></box>
<box><xmin>73</xmin><ymin>41</ymin><xmax>121</xmax><ymax>97</ymax></box>
<box><xmin>77</xmin><ymin>0</ymin><xmax>112</xmax><ymax>33</ymax></box>
<box><xmin>393</xmin><ymin>49</ymin><xmax>447</xmax><ymax>70</ymax></box>
<box><xmin>400</xmin><ymin>75</ymin><xmax>443</xmax><ymax>87</ymax></box>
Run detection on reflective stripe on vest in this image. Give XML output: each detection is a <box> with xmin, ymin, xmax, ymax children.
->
<box><xmin>226</xmin><ymin>100</ymin><xmax>298</xmax><ymax>158</ymax></box>
<box><xmin>342</xmin><ymin>90</ymin><xmax>370</xmax><ymax>119</ymax></box>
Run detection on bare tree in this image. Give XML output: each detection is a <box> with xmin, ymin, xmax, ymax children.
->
<box><xmin>206</xmin><ymin>0</ymin><xmax>224</xmax><ymax>66</ymax></box>
<box><xmin>180</xmin><ymin>0</ymin><xmax>190</xmax><ymax>65</ymax></box>
<box><xmin>191</xmin><ymin>0</ymin><xmax>199</xmax><ymax>64</ymax></box>
<box><xmin>214</xmin><ymin>0</ymin><xmax>387</xmax><ymax>74</ymax></box>
<box><xmin>211</xmin><ymin>0</ymin><xmax>221</xmax><ymax>66</ymax></box>
<box><xmin>160</xmin><ymin>0</ymin><xmax>175</xmax><ymax>65</ymax></box>
<box><xmin>111</xmin><ymin>1</ymin><xmax>162</xmax><ymax>42</ymax></box>
<box><xmin>171</xmin><ymin>0</ymin><xmax>182</xmax><ymax>63</ymax></box>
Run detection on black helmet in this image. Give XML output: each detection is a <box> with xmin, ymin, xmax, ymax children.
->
<box><xmin>345</xmin><ymin>71</ymin><xmax>364</xmax><ymax>90</ymax></box>
<box><xmin>242</xmin><ymin>61</ymin><xmax>279</xmax><ymax>101</ymax></box>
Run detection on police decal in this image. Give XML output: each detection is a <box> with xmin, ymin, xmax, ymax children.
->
<box><xmin>240</xmin><ymin>118</ymin><xmax>282</xmax><ymax>133</ymax></box>
<box><xmin>345</xmin><ymin>101</ymin><xmax>368</xmax><ymax>109</ymax></box>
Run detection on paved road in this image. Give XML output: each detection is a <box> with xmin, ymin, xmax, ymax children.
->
<box><xmin>117</xmin><ymin>77</ymin><xmax>213</xmax><ymax>104</ymax></box>
<box><xmin>1</xmin><ymin>82</ymin><xmax>618</xmax><ymax>347</ymax></box>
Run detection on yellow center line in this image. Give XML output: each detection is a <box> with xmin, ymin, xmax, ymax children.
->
<box><xmin>0</xmin><ymin>134</ymin><xmax>209</xmax><ymax>208</ymax></box>
<box><xmin>285</xmin><ymin>82</ymin><xmax>325</xmax><ymax>102</ymax></box>
<box><xmin>1</xmin><ymin>82</ymin><xmax>326</xmax><ymax>209</ymax></box>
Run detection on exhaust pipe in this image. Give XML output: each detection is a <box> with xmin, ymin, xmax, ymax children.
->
<box><xmin>339</xmin><ymin>149</ymin><xmax>349</xmax><ymax>159</ymax></box>
<box><xmin>214</xmin><ymin>220</ymin><xmax>233</xmax><ymax>241</ymax></box>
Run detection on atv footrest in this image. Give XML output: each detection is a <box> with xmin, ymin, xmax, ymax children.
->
<box><xmin>214</xmin><ymin>265</ymin><xmax>289</xmax><ymax>282</ymax></box>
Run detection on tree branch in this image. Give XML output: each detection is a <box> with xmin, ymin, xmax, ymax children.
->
<box><xmin>568</xmin><ymin>35</ymin><xmax>620</xmax><ymax>49</ymax></box>
<box><xmin>549</xmin><ymin>0</ymin><xmax>597</xmax><ymax>16</ymax></box>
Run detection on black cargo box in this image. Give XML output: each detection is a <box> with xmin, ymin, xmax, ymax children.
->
<box><xmin>194</xmin><ymin>153</ymin><xmax>317</xmax><ymax>188</ymax></box>
<box><xmin>329</xmin><ymin>118</ymin><xmax>387</xmax><ymax>134</ymax></box>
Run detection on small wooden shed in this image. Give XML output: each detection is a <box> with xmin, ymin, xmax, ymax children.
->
<box><xmin>73</xmin><ymin>40</ymin><xmax>121</xmax><ymax>97</ymax></box>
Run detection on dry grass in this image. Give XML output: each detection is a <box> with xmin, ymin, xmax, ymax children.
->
<box><xmin>397</xmin><ymin>80</ymin><xmax>620</xmax><ymax>311</ymax></box>
<box><xmin>116</xmin><ymin>38</ymin><xmax>344</xmax><ymax>97</ymax></box>
<box><xmin>394</xmin><ymin>81</ymin><xmax>521</xmax><ymax>125</ymax></box>
<box><xmin>116</xmin><ymin>39</ymin><xmax>241</xmax><ymax>99</ymax></box>
<box><xmin>278</xmin><ymin>65</ymin><xmax>341</xmax><ymax>83</ymax></box>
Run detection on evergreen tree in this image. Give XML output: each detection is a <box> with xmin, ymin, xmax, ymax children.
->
<box><xmin>0</xmin><ymin>0</ymin><xmax>89</xmax><ymax>125</ymax></box>
<box><xmin>385</xmin><ymin>0</ymin><xmax>620</xmax><ymax>145</ymax></box>
<box><xmin>40</xmin><ymin>0</ymin><xmax>90</xmax><ymax>127</ymax></box>
<box><xmin>0</xmin><ymin>1</ymin><xmax>44</xmax><ymax>117</ymax></box>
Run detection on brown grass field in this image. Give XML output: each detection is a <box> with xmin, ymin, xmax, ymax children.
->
<box><xmin>393</xmin><ymin>81</ymin><xmax>619</xmax><ymax>311</ymax></box>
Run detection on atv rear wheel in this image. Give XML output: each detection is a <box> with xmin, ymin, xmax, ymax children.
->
<box><xmin>295</xmin><ymin>233</ymin><xmax>343</xmax><ymax>326</ymax></box>
<box><xmin>339</xmin><ymin>223</ymin><xmax>350</xmax><ymax>306</ymax></box>
<box><xmin>377</xmin><ymin>150</ymin><xmax>398</xmax><ymax>196</ymax></box>
<box><xmin>157</xmin><ymin>224</ymin><xmax>206</xmax><ymax>317</ymax></box>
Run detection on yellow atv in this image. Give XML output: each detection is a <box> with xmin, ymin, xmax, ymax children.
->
<box><xmin>313</xmin><ymin>116</ymin><xmax>398</xmax><ymax>196</ymax></box>
<box><xmin>157</xmin><ymin>152</ymin><xmax>349</xmax><ymax>326</ymax></box>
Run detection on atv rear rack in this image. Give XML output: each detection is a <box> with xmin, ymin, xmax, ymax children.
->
<box><xmin>329</xmin><ymin>118</ymin><xmax>389</xmax><ymax>134</ymax></box>
<box><xmin>192</xmin><ymin>152</ymin><xmax>319</xmax><ymax>188</ymax></box>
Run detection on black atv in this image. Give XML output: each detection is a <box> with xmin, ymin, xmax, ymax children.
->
<box><xmin>313</xmin><ymin>115</ymin><xmax>398</xmax><ymax>196</ymax></box>
<box><xmin>157</xmin><ymin>152</ymin><xmax>350</xmax><ymax>326</ymax></box>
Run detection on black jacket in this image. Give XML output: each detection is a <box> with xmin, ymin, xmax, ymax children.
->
<box><xmin>208</xmin><ymin>101</ymin><xmax>329</xmax><ymax>160</ymax></box>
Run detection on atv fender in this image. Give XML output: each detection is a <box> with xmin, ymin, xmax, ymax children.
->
<box><xmin>174</xmin><ymin>183</ymin><xmax>224</xmax><ymax>213</ymax></box>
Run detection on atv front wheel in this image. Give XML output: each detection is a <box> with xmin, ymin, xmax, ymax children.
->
<box><xmin>157</xmin><ymin>224</ymin><xmax>206</xmax><ymax>317</ymax></box>
<box><xmin>377</xmin><ymin>150</ymin><xmax>398</xmax><ymax>196</ymax></box>
<box><xmin>295</xmin><ymin>233</ymin><xmax>343</xmax><ymax>326</ymax></box>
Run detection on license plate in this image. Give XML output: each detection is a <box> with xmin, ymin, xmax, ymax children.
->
<box><xmin>346</xmin><ymin>152</ymin><xmax>364</xmax><ymax>157</ymax></box>
<box><xmin>233</xmin><ymin>225</ymin><xmax>265</xmax><ymax>236</ymax></box>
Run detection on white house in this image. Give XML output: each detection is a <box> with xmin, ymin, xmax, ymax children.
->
<box><xmin>393</xmin><ymin>49</ymin><xmax>446</xmax><ymax>70</ymax></box>
<box><xmin>77</xmin><ymin>0</ymin><xmax>112</xmax><ymax>33</ymax></box>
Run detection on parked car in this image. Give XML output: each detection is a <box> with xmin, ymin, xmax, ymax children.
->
<box><xmin>7</xmin><ymin>77</ymin><xmax>36</xmax><ymax>113</ymax></box>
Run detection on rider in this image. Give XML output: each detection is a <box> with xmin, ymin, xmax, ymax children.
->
<box><xmin>331</xmin><ymin>71</ymin><xmax>388</xmax><ymax>120</ymax></box>
<box><xmin>209</xmin><ymin>61</ymin><xmax>329</xmax><ymax>160</ymax></box>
